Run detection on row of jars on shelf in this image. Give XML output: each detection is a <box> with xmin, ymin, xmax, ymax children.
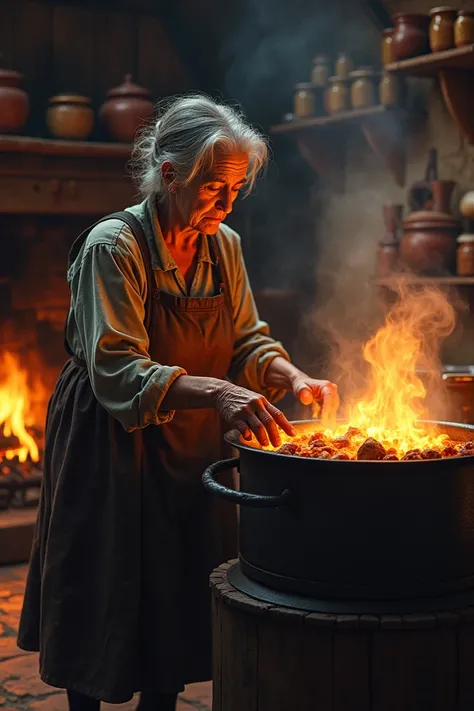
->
<box><xmin>0</xmin><ymin>71</ymin><xmax>154</xmax><ymax>143</ymax></box>
<box><xmin>383</xmin><ymin>8</ymin><xmax>474</xmax><ymax>63</ymax></box>
<box><xmin>294</xmin><ymin>66</ymin><xmax>401</xmax><ymax>120</ymax></box>
<box><xmin>378</xmin><ymin>231</ymin><xmax>474</xmax><ymax>278</ymax></box>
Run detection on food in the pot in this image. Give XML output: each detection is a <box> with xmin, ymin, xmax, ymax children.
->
<box><xmin>274</xmin><ymin>428</ymin><xmax>473</xmax><ymax>461</ymax></box>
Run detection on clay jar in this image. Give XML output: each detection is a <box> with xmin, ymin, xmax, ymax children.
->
<box><xmin>294</xmin><ymin>83</ymin><xmax>315</xmax><ymax>118</ymax></box>
<box><xmin>350</xmin><ymin>68</ymin><xmax>379</xmax><ymax>109</ymax></box>
<box><xmin>311</xmin><ymin>55</ymin><xmax>330</xmax><ymax>88</ymax></box>
<box><xmin>400</xmin><ymin>211</ymin><xmax>460</xmax><ymax>274</ymax></box>
<box><xmin>0</xmin><ymin>69</ymin><xmax>29</xmax><ymax>134</ymax></box>
<box><xmin>99</xmin><ymin>74</ymin><xmax>154</xmax><ymax>143</ymax></box>
<box><xmin>392</xmin><ymin>13</ymin><xmax>430</xmax><ymax>60</ymax></box>
<box><xmin>381</xmin><ymin>28</ymin><xmax>395</xmax><ymax>65</ymax></box>
<box><xmin>429</xmin><ymin>7</ymin><xmax>457</xmax><ymax>52</ymax></box>
<box><xmin>326</xmin><ymin>76</ymin><xmax>349</xmax><ymax>114</ymax></box>
<box><xmin>335</xmin><ymin>52</ymin><xmax>353</xmax><ymax>79</ymax></box>
<box><xmin>46</xmin><ymin>94</ymin><xmax>94</xmax><ymax>140</ymax></box>
<box><xmin>454</xmin><ymin>10</ymin><xmax>474</xmax><ymax>47</ymax></box>
<box><xmin>457</xmin><ymin>235</ymin><xmax>474</xmax><ymax>276</ymax></box>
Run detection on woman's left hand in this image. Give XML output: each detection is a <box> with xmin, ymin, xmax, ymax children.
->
<box><xmin>290</xmin><ymin>374</ymin><xmax>340</xmax><ymax>423</ymax></box>
<box><xmin>264</xmin><ymin>357</ymin><xmax>339</xmax><ymax>424</ymax></box>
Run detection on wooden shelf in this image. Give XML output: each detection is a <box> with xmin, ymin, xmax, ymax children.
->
<box><xmin>0</xmin><ymin>135</ymin><xmax>132</xmax><ymax>158</ymax></box>
<box><xmin>270</xmin><ymin>106</ymin><xmax>409</xmax><ymax>189</ymax></box>
<box><xmin>386</xmin><ymin>45</ymin><xmax>474</xmax><ymax>144</ymax></box>
<box><xmin>386</xmin><ymin>44</ymin><xmax>474</xmax><ymax>77</ymax></box>
<box><xmin>375</xmin><ymin>275</ymin><xmax>474</xmax><ymax>287</ymax></box>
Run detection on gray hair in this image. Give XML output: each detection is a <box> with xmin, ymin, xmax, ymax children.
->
<box><xmin>131</xmin><ymin>94</ymin><xmax>269</xmax><ymax>200</ymax></box>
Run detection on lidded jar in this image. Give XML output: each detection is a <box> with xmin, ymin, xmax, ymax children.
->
<box><xmin>379</xmin><ymin>72</ymin><xmax>400</xmax><ymax>106</ymax></box>
<box><xmin>294</xmin><ymin>83</ymin><xmax>315</xmax><ymax>118</ymax></box>
<box><xmin>429</xmin><ymin>7</ymin><xmax>457</xmax><ymax>52</ymax></box>
<box><xmin>454</xmin><ymin>10</ymin><xmax>474</xmax><ymax>48</ymax></box>
<box><xmin>46</xmin><ymin>94</ymin><xmax>94</xmax><ymax>140</ymax></box>
<box><xmin>335</xmin><ymin>52</ymin><xmax>352</xmax><ymax>79</ymax></box>
<box><xmin>326</xmin><ymin>76</ymin><xmax>349</xmax><ymax>114</ymax></box>
<box><xmin>0</xmin><ymin>68</ymin><xmax>29</xmax><ymax>134</ymax></box>
<box><xmin>99</xmin><ymin>73</ymin><xmax>154</xmax><ymax>143</ymax></box>
<box><xmin>392</xmin><ymin>13</ymin><xmax>430</xmax><ymax>60</ymax></box>
<box><xmin>311</xmin><ymin>55</ymin><xmax>330</xmax><ymax>87</ymax></box>
<box><xmin>457</xmin><ymin>234</ymin><xmax>474</xmax><ymax>276</ymax></box>
<box><xmin>381</xmin><ymin>27</ymin><xmax>395</xmax><ymax>65</ymax></box>
<box><xmin>350</xmin><ymin>68</ymin><xmax>378</xmax><ymax>109</ymax></box>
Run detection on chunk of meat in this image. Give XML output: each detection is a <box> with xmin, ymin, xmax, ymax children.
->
<box><xmin>442</xmin><ymin>445</ymin><xmax>458</xmax><ymax>457</ymax></box>
<box><xmin>345</xmin><ymin>427</ymin><xmax>361</xmax><ymax>439</ymax></box>
<box><xmin>309</xmin><ymin>432</ymin><xmax>327</xmax><ymax>444</ymax></box>
<box><xmin>462</xmin><ymin>440</ymin><xmax>474</xmax><ymax>450</ymax></box>
<box><xmin>402</xmin><ymin>452</ymin><xmax>423</xmax><ymax>461</ymax></box>
<box><xmin>383</xmin><ymin>454</ymin><xmax>399</xmax><ymax>461</ymax></box>
<box><xmin>421</xmin><ymin>449</ymin><xmax>442</xmax><ymax>460</ymax></box>
<box><xmin>331</xmin><ymin>452</ymin><xmax>351</xmax><ymax>460</ymax></box>
<box><xmin>357</xmin><ymin>438</ymin><xmax>386</xmax><ymax>461</ymax></box>
<box><xmin>333</xmin><ymin>436</ymin><xmax>350</xmax><ymax>450</ymax></box>
<box><xmin>459</xmin><ymin>447</ymin><xmax>474</xmax><ymax>457</ymax></box>
<box><xmin>316</xmin><ymin>450</ymin><xmax>331</xmax><ymax>459</ymax></box>
<box><xmin>277</xmin><ymin>442</ymin><xmax>299</xmax><ymax>456</ymax></box>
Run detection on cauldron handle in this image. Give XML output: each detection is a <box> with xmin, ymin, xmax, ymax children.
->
<box><xmin>202</xmin><ymin>457</ymin><xmax>292</xmax><ymax>508</ymax></box>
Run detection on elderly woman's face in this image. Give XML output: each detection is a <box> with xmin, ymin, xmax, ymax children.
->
<box><xmin>171</xmin><ymin>152</ymin><xmax>249</xmax><ymax>234</ymax></box>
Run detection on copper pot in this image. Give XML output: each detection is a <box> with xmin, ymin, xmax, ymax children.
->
<box><xmin>0</xmin><ymin>68</ymin><xmax>29</xmax><ymax>134</ymax></box>
<box><xmin>400</xmin><ymin>210</ymin><xmax>460</xmax><ymax>274</ymax></box>
<box><xmin>99</xmin><ymin>73</ymin><xmax>154</xmax><ymax>143</ymax></box>
<box><xmin>46</xmin><ymin>94</ymin><xmax>94</xmax><ymax>140</ymax></box>
<box><xmin>392</xmin><ymin>13</ymin><xmax>430</xmax><ymax>60</ymax></box>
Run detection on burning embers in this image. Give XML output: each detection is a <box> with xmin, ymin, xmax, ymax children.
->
<box><xmin>272</xmin><ymin>285</ymin><xmax>468</xmax><ymax>461</ymax></box>
<box><xmin>0</xmin><ymin>352</ymin><xmax>46</xmax><ymax>509</ymax></box>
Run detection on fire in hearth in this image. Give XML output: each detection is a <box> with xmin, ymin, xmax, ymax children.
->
<box><xmin>0</xmin><ymin>351</ymin><xmax>48</xmax><ymax>508</ymax></box>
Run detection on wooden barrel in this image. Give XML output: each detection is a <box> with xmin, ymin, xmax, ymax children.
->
<box><xmin>211</xmin><ymin>560</ymin><xmax>474</xmax><ymax>711</ymax></box>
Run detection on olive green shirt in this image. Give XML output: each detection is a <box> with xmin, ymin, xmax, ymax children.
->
<box><xmin>65</xmin><ymin>198</ymin><xmax>290</xmax><ymax>432</ymax></box>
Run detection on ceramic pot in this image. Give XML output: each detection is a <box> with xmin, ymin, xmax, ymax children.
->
<box><xmin>311</xmin><ymin>55</ymin><xmax>330</xmax><ymax>87</ymax></box>
<box><xmin>327</xmin><ymin>76</ymin><xmax>349</xmax><ymax>114</ymax></box>
<box><xmin>392</xmin><ymin>13</ymin><xmax>430</xmax><ymax>60</ymax></box>
<box><xmin>429</xmin><ymin>6</ymin><xmax>457</xmax><ymax>52</ymax></box>
<box><xmin>46</xmin><ymin>94</ymin><xmax>94</xmax><ymax>140</ymax></box>
<box><xmin>350</xmin><ymin>68</ymin><xmax>379</xmax><ymax>109</ymax></box>
<box><xmin>431</xmin><ymin>179</ymin><xmax>456</xmax><ymax>213</ymax></box>
<box><xmin>99</xmin><ymin>73</ymin><xmax>154</xmax><ymax>143</ymax></box>
<box><xmin>377</xmin><ymin>242</ymin><xmax>399</xmax><ymax>277</ymax></box>
<box><xmin>0</xmin><ymin>69</ymin><xmax>29</xmax><ymax>134</ymax></box>
<box><xmin>381</xmin><ymin>28</ymin><xmax>395</xmax><ymax>65</ymax></box>
<box><xmin>454</xmin><ymin>10</ymin><xmax>474</xmax><ymax>47</ymax></box>
<box><xmin>400</xmin><ymin>210</ymin><xmax>460</xmax><ymax>274</ymax></box>
<box><xmin>294</xmin><ymin>83</ymin><xmax>315</xmax><ymax>118</ymax></box>
<box><xmin>457</xmin><ymin>234</ymin><xmax>474</xmax><ymax>276</ymax></box>
<box><xmin>335</xmin><ymin>52</ymin><xmax>352</xmax><ymax>79</ymax></box>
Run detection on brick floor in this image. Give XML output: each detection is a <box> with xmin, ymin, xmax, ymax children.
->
<box><xmin>0</xmin><ymin>564</ymin><xmax>212</xmax><ymax>711</ymax></box>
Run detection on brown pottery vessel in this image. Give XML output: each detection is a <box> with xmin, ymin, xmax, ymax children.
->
<box><xmin>392</xmin><ymin>13</ymin><xmax>430</xmax><ymax>60</ymax></box>
<box><xmin>99</xmin><ymin>73</ymin><xmax>154</xmax><ymax>143</ymax></box>
<box><xmin>46</xmin><ymin>94</ymin><xmax>94</xmax><ymax>140</ymax></box>
<box><xmin>0</xmin><ymin>68</ymin><xmax>29</xmax><ymax>134</ymax></box>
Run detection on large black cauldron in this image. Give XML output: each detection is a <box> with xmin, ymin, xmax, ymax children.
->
<box><xmin>203</xmin><ymin>420</ymin><xmax>474</xmax><ymax>613</ymax></box>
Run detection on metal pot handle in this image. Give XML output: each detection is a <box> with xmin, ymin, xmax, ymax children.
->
<box><xmin>202</xmin><ymin>457</ymin><xmax>292</xmax><ymax>508</ymax></box>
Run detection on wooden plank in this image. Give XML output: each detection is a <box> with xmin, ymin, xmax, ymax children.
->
<box><xmin>136</xmin><ymin>14</ymin><xmax>190</xmax><ymax>100</ymax></box>
<box><xmin>399</xmin><ymin>626</ymin><xmax>438</xmax><ymax>711</ymax></box>
<box><xmin>10</xmin><ymin>0</ymin><xmax>54</xmax><ymax>137</ymax></box>
<box><xmin>53</xmin><ymin>5</ymin><xmax>95</xmax><ymax>96</ymax></box>
<box><xmin>334</xmin><ymin>618</ymin><xmax>371</xmax><ymax>711</ymax></box>
<box><xmin>211</xmin><ymin>592</ymin><xmax>222</xmax><ymax>711</ymax></box>
<box><xmin>372</xmin><ymin>629</ymin><xmax>404</xmax><ymax>711</ymax></box>
<box><xmin>0</xmin><ymin>135</ymin><xmax>131</xmax><ymax>157</ymax></box>
<box><xmin>434</xmin><ymin>612</ymin><xmax>458</xmax><ymax>711</ymax></box>
<box><xmin>92</xmin><ymin>8</ymin><xmax>138</xmax><ymax>105</ymax></box>
<box><xmin>220</xmin><ymin>603</ymin><xmax>258</xmax><ymax>711</ymax></box>
<box><xmin>257</xmin><ymin>613</ymin><xmax>332</xmax><ymax>711</ymax></box>
<box><xmin>458</xmin><ymin>615</ymin><xmax>474</xmax><ymax>711</ymax></box>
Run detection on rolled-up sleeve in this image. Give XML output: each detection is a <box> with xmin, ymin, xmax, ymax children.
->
<box><xmin>226</xmin><ymin>233</ymin><xmax>290</xmax><ymax>403</ymax></box>
<box><xmin>69</xmin><ymin>235</ymin><xmax>186</xmax><ymax>432</ymax></box>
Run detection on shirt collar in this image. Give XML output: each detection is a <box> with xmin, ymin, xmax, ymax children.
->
<box><xmin>147</xmin><ymin>197</ymin><xmax>217</xmax><ymax>271</ymax></box>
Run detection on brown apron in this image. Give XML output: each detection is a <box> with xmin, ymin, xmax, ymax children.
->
<box><xmin>18</xmin><ymin>209</ymin><xmax>238</xmax><ymax>703</ymax></box>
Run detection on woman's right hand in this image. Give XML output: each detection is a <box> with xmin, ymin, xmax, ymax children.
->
<box><xmin>212</xmin><ymin>382</ymin><xmax>296</xmax><ymax>448</ymax></box>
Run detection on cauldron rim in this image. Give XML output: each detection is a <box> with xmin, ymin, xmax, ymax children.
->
<box><xmin>225</xmin><ymin>419</ymin><xmax>474</xmax><ymax>465</ymax></box>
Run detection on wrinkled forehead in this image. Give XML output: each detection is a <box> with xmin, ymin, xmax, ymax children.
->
<box><xmin>201</xmin><ymin>149</ymin><xmax>249</xmax><ymax>182</ymax></box>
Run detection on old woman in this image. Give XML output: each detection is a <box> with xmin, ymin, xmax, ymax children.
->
<box><xmin>18</xmin><ymin>94</ymin><xmax>338</xmax><ymax>711</ymax></box>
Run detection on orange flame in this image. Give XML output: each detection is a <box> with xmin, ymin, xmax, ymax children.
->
<box><xmin>0</xmin><ymin>351</ymin><xmax>47</xmax><ymax>463</ymax></box>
